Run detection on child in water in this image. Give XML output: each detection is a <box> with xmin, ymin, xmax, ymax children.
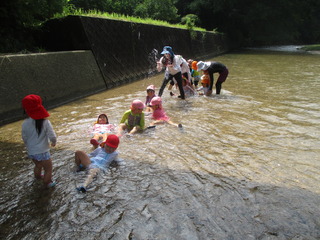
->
<box><xmin>149</xmin><ymin>96</ymin><xmax>182</xmax><ymax>128</ymax></box>
<box><xmin>118</xmin><ymin>99</ymin><xmax>145</xmax><ymax>136</ymax></box>
<box><xmin>21</xmin><ymin>94</ymin><xmax>57</xmax><ymax>188</ymax></box>
<box><xmin>198</xmin><ymin>74</ymin><xmax>210</xmax><ymax>95</ymax></box>
<box><xmin>145</xmin><ymin>85</ymin><xmax>156</xmax><ymax>112</ymax></box>
<box><xmin>75</xmin><ymin>134</ymin><xmax>120</xmax><ymax>193</ymax></box>
<box><xmin>191</xmin><ymin>61</ymin><xmax>201</xmax><ymax>87</ymax></box>
<box><xmin>90</xmin><ymin>113</ymin><xmax>115</xmax><ymax>148</ymax></box>
<box><xmin>182</xmin><ymin>76</ymin><xmax>196</xmax><ymax>97</ymax></box>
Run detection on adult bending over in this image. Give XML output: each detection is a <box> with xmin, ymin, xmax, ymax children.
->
<box><xmin>197</xmin><ymin>61</ymin><xmax>229</xmax><ymax>95</ymax></box>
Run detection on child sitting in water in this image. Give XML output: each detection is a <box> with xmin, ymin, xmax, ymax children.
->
<box><xmin>75</xmin><ymin>134</ymin><xmax>121</xmax><ymax>193</ymax></box>
<box><xmin>118</xmin><ymin>99</ymin><xmax>145</xmax><ymax>136</ymax></box>
<box><xmin>149</xmin><ymin>96</ymin><xmax>182</xmax><ymax>128</ymax></box>
<box><xmin>145</xmin><ymin>85</ymin><xmax>156</xmax><ymax>112</ymax></box>
<box><xmin>182</xmin><ymin>76</ymin><xmax>196</xmax><ymax>97</ymax></box>
<box><xmin>90</xmin><ymin>113</ymin><xmax>116</xmax><ymax>148</ymax></box>
<box><xmin>198</xmin><ymin>74</ymin><xmax>210</xmax><ymax>95</ymax></box>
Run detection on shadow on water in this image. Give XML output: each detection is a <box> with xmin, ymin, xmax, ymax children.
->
<box><xmin>1</xmin><ymin>48</ymin><xmax>320</xmax><ymax>239</ymax></box>
<box><xmin>1</xmin><ymin>145</ymin><xmax>319</xmax><ymax>239</ymax></box>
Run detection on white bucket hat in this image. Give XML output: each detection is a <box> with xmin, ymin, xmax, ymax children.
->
<box><xmin>197</xmin><ymin>61</ymin><xmax>211</xmax><ymax>71</ymax></box>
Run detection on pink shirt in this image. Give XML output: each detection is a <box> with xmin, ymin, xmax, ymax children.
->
<box><xmin>152</xmin><ymin>108</ymin><xmax>170</xmax><ymax>121</ymax></box>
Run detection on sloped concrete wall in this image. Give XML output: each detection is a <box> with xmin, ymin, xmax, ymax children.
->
<box><xmin>0</xmin><ymin>51</ymin><xmax>105</xmax><ymax>125</ymax></box>
<box><xmin>0</xmin><ymin>16</ymin><xmax>229</xmax><ymax>126</ymax></box>
<box><xmin>41</xmin><ymin>16</ymin><xmax>228</xmax><ymax>89</ymax></box>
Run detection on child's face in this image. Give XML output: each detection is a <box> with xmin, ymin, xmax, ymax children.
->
<box><xmin>131</xmin><ymin>107</ymin><xmax>143</xmax><ymax>115</ymax></box>
<box><xmin>147</xmin><ymin>90</ymin><xmax>155</xmax><ymax>96</ymax></box>
<box><xmin>151</xmin><ymin>104</ymin><xmax>160</xmax><ymax>110</ymax></box>
<box><xmin>98</xmin><ymin>115</ymin><xmax>107</xmax><ymax>124</ymax></box>
<box><xmin>104</xmin><ymin>144</ymin><xmax>116</xmax><ymax>153</ymax></box>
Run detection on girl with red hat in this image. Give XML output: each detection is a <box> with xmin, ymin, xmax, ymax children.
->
<box><xmin>21</xmin><ymin>94</ymin><xmax>57</xmax><ymax>188</ymax></box>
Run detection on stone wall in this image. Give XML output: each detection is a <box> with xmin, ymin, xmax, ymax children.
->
<box><xmin>0</xmin><ymin>16</ymin><xmax>229</xmax><ymax>126</ymax></box>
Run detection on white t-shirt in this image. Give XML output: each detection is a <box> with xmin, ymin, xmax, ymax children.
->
<box><xmin>22</xmin><ymin>118</ymin><xmax>57</xmax><ymax>155</ymax></box>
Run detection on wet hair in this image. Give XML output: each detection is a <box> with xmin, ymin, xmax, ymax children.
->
<box><xmin>35</xmin><ymin>119</ymin><xmax>45</xmax><ymax>136</ymax></box>
<box><xmin>97</xmin><ymin>114</ymin><xmax>109</xmax><ymax>124</ymax></box>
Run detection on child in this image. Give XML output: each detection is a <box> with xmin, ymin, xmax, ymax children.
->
<box><xmin>90</xmin><ymin>113</ymin><xmax>115</xmax><ymax>148</ymax></box>
<box><xmin>182</xmin><ymin>76</ymin><xmax>196</xmax><ymax>97</ymax></box>
<box><xmin>149</xmin><ymin>97</ymin><xmax>182</xmax><ymax>128</ymax></box>
<box><xmin>21</xmin><ymin>94</ymin><xmax>57</xmax><ymax>188</ymax></box>
<box><xmin>191</xmin><ymin>61</ymin><xmax>201</xmax><ymax>87</ymax></box>
<box><xmin>145</xmin><ymin>85</ymin><xmax>156</xmax><ymax>112</ymax></box>
<box><xmin>118</xmin><ymin>99</ymin><xmax>145</xmax><ymax>136</ymax></box>
<box><xmin>198</xmin><ymin>74</ymin><xmax>210</xmax><ymax>95</ymax></box>
<box><xmin>75</xmin><ymin>134</ymin><xmax>120</xmax><ymax>193</ymax></box>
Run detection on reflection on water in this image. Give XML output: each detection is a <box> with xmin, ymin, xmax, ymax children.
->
<box><xmin>0</xmin><ymin>49</ymin><xmax>319</xmax><ymax>239</ymax></box>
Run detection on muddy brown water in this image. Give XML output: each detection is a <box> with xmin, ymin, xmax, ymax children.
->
<box><xmin>0</xmin><ymin>47</ymin><xmax>319</xmax><ymax>239</ymax></box>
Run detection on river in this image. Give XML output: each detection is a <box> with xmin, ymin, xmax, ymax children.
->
<box><xmin>0</xmin><ymin>46</ymin><xmax>319</xmax><ymax>239</ymax></box>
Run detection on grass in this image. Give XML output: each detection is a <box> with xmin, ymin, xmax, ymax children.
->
<box><xmin>300</xmin><ymin>44</ymin><xmax>320</xmax><ymax>51</ymax></box>
<box><xmin>53</xmin><ymin>8</ymin><xmax>210</xmax><ymax>33</ymax></box>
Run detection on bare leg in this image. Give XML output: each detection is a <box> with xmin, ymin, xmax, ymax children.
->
<box><xmin>42</xmin><ymin>159</ymin><xmax>53</xmax><ymax>186</ymax></box>
<box><xmin>129</xmin><ymin>126</ymin><xmax>142</xmax><ymax>135</ymax></box>
<box><xmin>83</xmin><ymin>168</ymin><xmax>100</xmax><ymax>188</ymax></box>
<box><xmin>75</xmin><ymin>150</ymin><xmax>91</xmax><ymax>168</ymax></box>
<box><xmin>32</xmin><ymin>159</ymin><xmax>43</xmax><ymax>179</ymax></box>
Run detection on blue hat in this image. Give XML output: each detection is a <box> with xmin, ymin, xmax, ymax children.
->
<box><xmin>161</xmin><ymin>46</ymin><xmax>174</xmax><ymax>56</ymax></box>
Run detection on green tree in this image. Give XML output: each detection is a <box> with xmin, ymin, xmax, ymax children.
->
<box><xmin>134</xmin><ymin>0</ymin><xmax>179</xmax><ymax>22</ymax></box>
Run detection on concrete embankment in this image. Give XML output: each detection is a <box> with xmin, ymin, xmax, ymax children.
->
<box><xmin>0</xmin><ymin>15</ymin><xmax>229</xmax><ymax>126</ymax></box>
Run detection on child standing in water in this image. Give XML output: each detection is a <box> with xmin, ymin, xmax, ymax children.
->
<box><xmin>191</xmin><ymin>61</ymin><xmax>201</xmax><ymax>87</ymax></box>
<box><xmin>149</xmin><ymin>97</ymin><xmax>182</xmax><ymax>128</ymax></box>
<box><xmin>145</xmin><ymin>85</ymin><xmax>156</xmax><ymax>112</ymax></box>
<box><xmin>118</xmin><ymin>99</ymin><xmax>145</xmax><ymax>136</ymax></box>
<box><xmin>21</xmin><ymin>94</ymin><xmax>57</xmax><ymax>188</ymax></box>
<box><xmin>75</xmin><ymin>134</ymin><xmax>120</xmax><ymax>193</ymax></box>
<box><xmin>90</xmin><ymin>113</ymin><xmax>115</xmax><ymax>148</ymax></box>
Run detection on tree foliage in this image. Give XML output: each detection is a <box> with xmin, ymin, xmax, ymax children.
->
<box><xmin>1</xmin><ymin>0</ymin><xmax>319</xmax><ymax>52</ymax></box>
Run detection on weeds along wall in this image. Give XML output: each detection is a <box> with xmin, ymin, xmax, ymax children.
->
<box><xmin>0</xmin><ymin>15</ymin><xmax>229</xmax><ymax>126</ymax></box>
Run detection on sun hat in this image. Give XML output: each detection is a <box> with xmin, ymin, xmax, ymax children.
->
<box><xmin>150</xmin><ymin>96</ymin><xmax>162</xmax><ymax>106</ymax></box>
<box><xmin>146</xmin><ymin>85</ymin><xmax>155</xmax><ymax>91</ymax></box>
<box><xmin>131</xmin><ymin>99</ymin><xmax>145</xmax><ymax>109</ymax></box>
<box><xmin>161</xmin><ymin>46</ymin><xmax>174</xmax><ymax>56</ymax></box>
<box><xmin>192</xmin><ymin>61</ymin><xmax>198</xmax><ymax>70</ymax></box>
<box><xmin>197</xmin><ymin>61</ymin><xmax>211</xmax><ymax>71</ymax></box>
<box><xmin>22</xmin><ymin>94</ymin><xmax>49</xmax><ymax>120</ymax></box>
<box><xmin>201</xmin><ymin>75</ymin><xmax>210</xmax><ymax>84</ymax></box>
<box><xmin>104</xmin><ymin>134</ymin><xmax>119</xmax><ymax>148</ymax></box>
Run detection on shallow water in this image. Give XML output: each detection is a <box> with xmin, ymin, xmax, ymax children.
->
<box><xmin>0</xmin><ymin>48</ymin><xmax>319</xmax><ymax>239</ymax></box>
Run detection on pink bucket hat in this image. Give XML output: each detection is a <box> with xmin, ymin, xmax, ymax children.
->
<box><xmin>22</xmin><ymin>94</ymin><xmax>49</xmax><ymax>120</ymax></box>
<box><xmin>146</xmin><ymin>85</ymin><xmax>155</xmax><ymax>91</ymax></box>
<box><xmin>131</xmin><ymin>99</ymin><xmax>145</xmax><ymax>109</ymax></box>
<box><xmin>150</xmin><ymin>96</ymin><xmax>162</xmax><ymax>106</ymax></box>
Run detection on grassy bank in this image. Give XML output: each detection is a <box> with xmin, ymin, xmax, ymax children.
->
<box><xmin>300</xmin><ymin>44</ymin><xmax>320</xmax><ymax>51</ymax></box>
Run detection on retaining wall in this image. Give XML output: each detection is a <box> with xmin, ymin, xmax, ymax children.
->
<box><xmin>0</xmin><ymin>15</ymin><xmax>229</xmax><ymax>126</ymax></box>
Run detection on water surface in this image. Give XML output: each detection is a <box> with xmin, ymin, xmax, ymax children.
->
<box><xmin>0</xmin><ymin>48</ymin><xmax>319</xmax><ymax>239</ymax></box>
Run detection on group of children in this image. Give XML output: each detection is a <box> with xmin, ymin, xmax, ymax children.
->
<box><xmin>21</xmin><ymin>90</ymin><xmax>183</xmax><ymax>192</ymax></box>
<box><xmin>21</xmin><ymin>46</ymin><xmax>228</xmax><ymax>193</ymax></box>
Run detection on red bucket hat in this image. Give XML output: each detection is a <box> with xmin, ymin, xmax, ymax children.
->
<box><xmin>22</xmin><ymin>94</ymin><xmax>49</xmax><ymax>120</ymax></box>
<box><xmin>104</xmin><ymin>134</ymin><xmax>119</xmax><ymax>148</ymax></box>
